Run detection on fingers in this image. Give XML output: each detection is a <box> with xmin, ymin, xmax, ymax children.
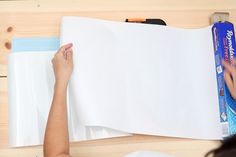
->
<box><xmin>224</xmin><ymin>70</ymin><xmax>234</xmax><ymax>93</ymax></box>
<box><xmin>59</xmin><ymin>43</ymin><xmax>73</xmax><ymax>52</ymax></box>
<box><xmin>222</xmin><ymin>58</ymin><xmax>236</xmax><ymax>99</ymax></box>
<box><xmin>223</xmin><ymin>59</ymin><xmax>236</xmax><ymax>82</ymax></box>
<box><xmin>232</xmin><ymin>58</ymin><xmax>236</xmax><ymax>67</ymax></box>
<box><xmin>222</xmin><ymin>60</ymin><xmax>235</xmax><ymax>74</ymax></box>
<box><xmin>55</xmin><ymin>43</ymin><xmax>73</xmax><ymax>59</ymax></box>
<box><xmin>57</xmin><ymin>43</ymin><xmax>73</xmax><ymax>56</ymax></box>
<box><xmin>66</xmin><ymin>50</ymin><xmax>73</xmax><ymax>61</ymax></box>
<box><xmin>224</xmin><ymin>70</ymin><xmax>236</xmax><ymax>99</ymax></box>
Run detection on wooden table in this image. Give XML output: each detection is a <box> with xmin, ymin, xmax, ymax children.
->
<box><xmin>1</xmin><ymin>0</ymin><xmax>236</xmax><ymax>156</ymax></box>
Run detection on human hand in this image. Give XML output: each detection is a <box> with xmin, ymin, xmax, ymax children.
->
<box><xmin>222</xmin><ymin>58</ymin><xmax>236</xmax><ymax>99</ymax></box>
<box><xmin>52</xmin><ymin>43</ymin><xmax>73</xmax><ymax>89</ymax></box>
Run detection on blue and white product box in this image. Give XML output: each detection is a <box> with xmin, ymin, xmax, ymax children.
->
<box><xmin>212</xmin><ymin>22</ymin><xmax>236</xmax><ymax>137</ymax></box>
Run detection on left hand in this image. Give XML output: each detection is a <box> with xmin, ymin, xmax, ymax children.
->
<box><xmin>52</xmin><ymin>43</ymin><xmax>73</xmax><ymax>89</ymax></box>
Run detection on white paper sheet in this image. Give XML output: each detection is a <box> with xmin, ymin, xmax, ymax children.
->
<box><xmin>8</xmin><ymin>51</ymin><xmax>129</xmax><ymax>147</ymax></box>
<box><xmin>61</xmin><ymin>17</ymin><xmax>222</xmax><ymax>140</ymax></box>
<box><xmin>8</xmin><ymin>52</ymin><xmax>55</xmax><ymax>146</ymax></box>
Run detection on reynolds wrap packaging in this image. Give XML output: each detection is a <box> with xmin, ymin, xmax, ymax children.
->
<box><xmin>212</xmin><ymin>22</ymin><xmax>236</xmax><ymax>137</ymax></box>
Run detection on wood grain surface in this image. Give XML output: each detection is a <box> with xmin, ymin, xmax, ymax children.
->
<box><xmin>0</xmin><ymin>0</ymin><xmax>235</xmax><ymax>156</ymax></box>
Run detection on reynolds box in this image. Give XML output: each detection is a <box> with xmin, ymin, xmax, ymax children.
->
<box><xmin>212</xmin><ymin>22</ymin><xmax>236</xmax><ymax>137</ymax></box>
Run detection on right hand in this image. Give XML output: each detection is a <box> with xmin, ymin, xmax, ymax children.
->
<box><xmin>222</xmin><ymin>59</ymin><xmax>236</xmax><ymax>99</ymax></box>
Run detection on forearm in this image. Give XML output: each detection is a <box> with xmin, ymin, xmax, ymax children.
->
<box><xmin>44</xmin><ymin>83</ymin><xmax>69</xmax><ymax>157</ymax></box>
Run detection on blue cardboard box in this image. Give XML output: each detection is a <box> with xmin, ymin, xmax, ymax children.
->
<box><xmin>212</xmin><ymin>22</ymin><xmax>236</xmax><ymax>137</ymax></box>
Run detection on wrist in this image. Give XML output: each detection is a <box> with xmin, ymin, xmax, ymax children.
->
<box><xmin>54</xmin><ymin>81</ymin><xmax>68</xmax><ymax>92</ymax></box>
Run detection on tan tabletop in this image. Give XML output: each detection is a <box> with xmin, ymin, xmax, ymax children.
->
<box><xmin>0</xmin><ymin>0</ymin><xmax>236</xmax><ymax>157</ymax></box>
